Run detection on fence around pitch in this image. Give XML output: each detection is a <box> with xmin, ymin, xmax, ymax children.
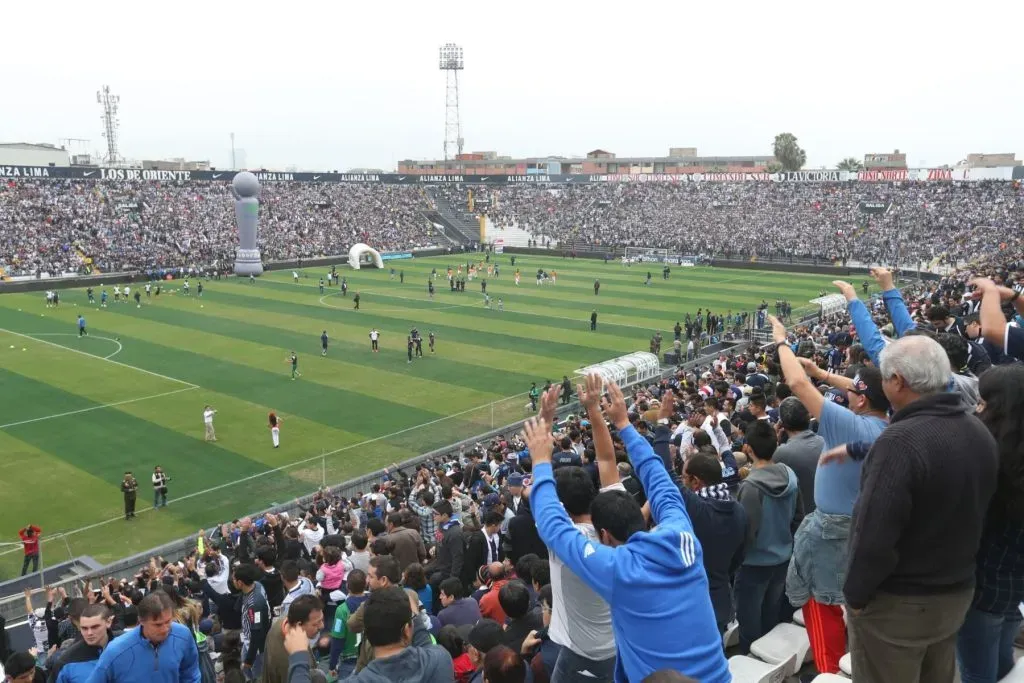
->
<box><xmin>0</xmin><ymin>342</ymin><xmax>746</xmax><ymax>623</ymax></box>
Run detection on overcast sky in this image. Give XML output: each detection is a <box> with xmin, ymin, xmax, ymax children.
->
<box><xmin>4</xmin><ymin>0</ymin><xmax>1022</xmax><ymax>171</ymax></box>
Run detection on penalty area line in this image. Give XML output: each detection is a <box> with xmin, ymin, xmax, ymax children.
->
<box><xmin>0</xmin><ymin>327</ymin><xmax>198</xmax><ymax>388</ymax></box>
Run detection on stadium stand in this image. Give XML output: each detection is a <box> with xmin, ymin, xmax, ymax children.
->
<box><xmin>2</xmin><ymin>174</ymin><xmax>1024</xmax><ymax>683</ymax></box>
<box><xmin>2</xmin><ymin>176</ymin><xmax>1024</xmax><ymax>278</ymax></box>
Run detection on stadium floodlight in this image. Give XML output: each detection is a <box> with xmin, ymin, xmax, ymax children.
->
<box><xmin>439</xmin><ymin>43</ymin><xmax>464</xmax><ymax>71</ymax></box>
<box><xmin>438</xmin><ymin>43</ymin><xmax>465</xmax><ymax>162</ymax></box>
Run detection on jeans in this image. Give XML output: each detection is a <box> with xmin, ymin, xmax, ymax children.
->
<box><xmin>956</xmin><ymin>606</ymin><xmax>1022</xmax><ymax>683</ymax></box>
<box><xmin>154</xmin><ymin>488</ymin><xmax>167</xmax><ymax>508</ymax></box>
<box><xmin>21</xmin><ymin>553</ymin><xmax>39</xmax><ymax>576</ymax></box>
<box><xmin>551</xmin><ymin>647</ymin><xmax>615</xmax><ymax>683</ymax></box>
<box><xmin>734</xmin><ymin>562</ymin><xmax>789</xmax><ymax>654</ymax></box>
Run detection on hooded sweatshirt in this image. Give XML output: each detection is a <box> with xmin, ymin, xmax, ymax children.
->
<box><xmin>949</xmin><ymin>372</ymin><xmax>980</xmax><ymax>413</ymax></box>
<box><xmin>737</xmin><ymin>463</ymin><xmax>802</xmax><ymax>566</ymax></box>
<box><xmin>531</xmin><ymin>424</ymin><xmax>730</xmax><ymax>683</ymax></box>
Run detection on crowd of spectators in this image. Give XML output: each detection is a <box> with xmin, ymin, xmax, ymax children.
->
<box><xmin>3</xmin><ymin>178</ymin><xmax>1023</xmax><ymax>280</ymax></box>
<box><xmin>0</xmin><ymin>180</ymin><xmax>438</xmax><ymax>277</ymax></box>
<box><xmin>476</xmin><ymin>181</ymin><xmax>1024</xmax><ymax>266</ymax></box>
<box><xmin>5</xmin><ymin>254</ymin><xmax>1024</xmax><ymax>682</ymax></box>
<box><xmin>3</xmin><ymin>176</ymin><xmax>1024</xmax><ymax>682</ymax></box>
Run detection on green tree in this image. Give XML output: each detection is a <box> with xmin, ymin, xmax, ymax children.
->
<box><xmin>837</xmin><ymin>157</ymin><xmax>863</xmax><ymax>171</ymax></box>
<box><xmin>772</xmin><ymin>133</ymin><xmax>807</xmax><ymax>171</ymax></box>
<box><xmin>765</xmin><ymin>162</ymin><xmax>783</xmax><ymax>174</ymax></box>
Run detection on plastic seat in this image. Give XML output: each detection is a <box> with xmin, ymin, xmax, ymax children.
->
<box><xmin>749</xmin><ymin>623</ymin><xmax>811</xmax><ymax>676</ymax></box>
<box><xmin>839</xmin><ymin>652</ymin><xmax>853</xmax><ymax>676</ymax></box>
<box><xmin>727</xmin><ymin>654</ymin><xmax>794</xmax><ymax>683</ymax></box>
<box><xmin>999</xmin><ymin>657</ymin><xmax>1024</xmax><ymax>682</ymax></box>
<box><xmin>793</xmin><ymin>608</ymin><xmax>805</xmax><ymax>626</ymax></box>
<box><xmin>811</xmin><ymin>675</ymin><xmax>851</xmax><ymax>682</ymax></box>
<box><xmin>723</xmin><ymin>620</ymin><xmax>740</xmax><ymax>648</ymax></box>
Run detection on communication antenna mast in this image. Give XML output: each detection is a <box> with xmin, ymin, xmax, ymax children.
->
<box><xmin>96</xmin><ymin>85</ymin><xmax>121</xmax><ymax>165</ymax></box>
<box><xmin>439</xmin><ymin>43</ymin><xmax>465</xmax><ymax>162</ymax></box>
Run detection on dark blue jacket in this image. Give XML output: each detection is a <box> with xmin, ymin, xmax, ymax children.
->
<box><xmin>654</xmin><ymin>426</ymin><xmax>748</xmax><ymax>627</ymax></box>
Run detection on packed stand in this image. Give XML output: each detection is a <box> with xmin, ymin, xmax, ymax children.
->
<box><xmin>474</xmin><ymin>181</ymin><xmax>1024</xmax><ymax>266</ymax></box>
<box><xmin>0</xmin><ymin>180</ymin><xmax>438</xmax><ymax>277</ymax></box>
<box><xmin>5</xmin><ymin>263</ymin><xmax>1024</xmax><ymax>682</ymax></box>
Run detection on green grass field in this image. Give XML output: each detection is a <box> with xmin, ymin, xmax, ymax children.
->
<box><xmin>0</xmin><ymin>254</ymin><xmax>845</xmax><ymax>578</ymax></box>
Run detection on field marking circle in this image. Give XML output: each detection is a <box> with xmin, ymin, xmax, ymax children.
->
<box><xmin>24</xmin><ymin>332</ymin><xmax>123</xmax><ymax>359</ymax></box>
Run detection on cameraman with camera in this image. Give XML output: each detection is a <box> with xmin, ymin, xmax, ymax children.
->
<box><xmin>152</xmin><ymin>466</ymin><xmax>169</xmax><ymax>509</ymax></box>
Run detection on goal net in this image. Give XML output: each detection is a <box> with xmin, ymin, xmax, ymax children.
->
<box><xmin>624</xmin><ymin>247</ymin><xmax>669</xmax><ymax>263</ymax></box>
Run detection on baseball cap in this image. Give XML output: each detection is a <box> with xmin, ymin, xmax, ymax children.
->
<box><xmin>849</xmin><ymin>366</ymin><xmax>890</xmax><ymax>412</ymax></box>
<box><xmin>463</xmin><ymin>619</ymin><xmax>504</xmax><ymax>654</ymax></box>
<box><xmin>481</xmin><ymin>493</ymin><xmax>501</xmax><ymax>508</ymax></box>
<box><xmin>508</xmin><ymin>473</ymin><xmax>524</xmax><ymax>487</ymax></box>
<box><xmin>747</xmin><ymin>362</ymin><xmax>757</xmax><ymax>372</ymax></box>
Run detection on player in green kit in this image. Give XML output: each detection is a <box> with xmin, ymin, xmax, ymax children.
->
<box><xmin>287</xmin><ymin>351</ymin><xmax>301</xmax><ymax>379</ymax></box>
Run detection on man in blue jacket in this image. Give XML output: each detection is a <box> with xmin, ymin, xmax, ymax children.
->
<box><xmin>523</xmin><ymin>382</ymin><xmax>729</xmax><ymax>683</ymax></box>
<box><xmin>86</xmin><ymin>591</ymin><xmax>200</xmax><ymax>683</ymax></box>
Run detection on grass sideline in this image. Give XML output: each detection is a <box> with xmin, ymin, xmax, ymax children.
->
<box><xmin>0</xmin><ymin>254</ymin><xmax>849</xmax><ymax>578</ymax></box>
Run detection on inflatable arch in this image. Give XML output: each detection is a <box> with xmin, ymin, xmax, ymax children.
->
<box><xmin>348</xmin><ymin>243</ymin><xmax>384</xmax><ymax>270</ymax></box>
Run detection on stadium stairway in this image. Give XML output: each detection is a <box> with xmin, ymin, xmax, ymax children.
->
<box><xmin>483</xmin><ymin>218</ymin><xmax>533</xmax><ymax>247</ymax></box>
<box><xmin>428</xmin><ymin>190</ymin><xmax>483</xmax><ymax>244</ymax></box>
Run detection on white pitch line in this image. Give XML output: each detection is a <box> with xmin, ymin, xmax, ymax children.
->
<box><xmin>25</xmin><ymin>333</ymin><xmax>123</xmax><ymax>360</ymax></box>
<box><xmin>0</xmin><ymin>388</ymin><xmax>536</xmax><ymax>554</ymax></box>
<box><xmin>0</xmin><ymin>327</ymin><xmax>198</xmax><ymax>388</ymax></box>
<box><xmin>0</xmin><ymin>386</ymin><xmax>199</xmax><ymax>430</ymax></box>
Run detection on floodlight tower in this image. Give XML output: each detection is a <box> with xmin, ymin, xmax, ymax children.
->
<box><xmin>96</xmin><ymin>85</ymin><xmax>121</xmax><ymax>165</ymax></box>
<box><xmin>439</xmin><ymin>43</ymin><xmax>465</xmax><ymax>162</ymax></box>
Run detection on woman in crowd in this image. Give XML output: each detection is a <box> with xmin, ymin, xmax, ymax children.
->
<box><xmin>957</xmin><ymin>364</ymin><xmax>1024</xmax><ymax>682</ymax></box>
<box><xmin>403</xmin><ymin>563</ymin><xmax>433</xmax><ymax>615</ymax></box>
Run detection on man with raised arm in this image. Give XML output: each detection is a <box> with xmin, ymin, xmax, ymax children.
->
<box><xmin>523</xmin><ymin>382</ymin><xmax>729</xmax><ymax>683</ymax></box>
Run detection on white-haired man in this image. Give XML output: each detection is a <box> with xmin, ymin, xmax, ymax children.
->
<box><xmin>844</xmin><ymin>335</ymin><xmax>998</xmax><ymax>683</ymax></box>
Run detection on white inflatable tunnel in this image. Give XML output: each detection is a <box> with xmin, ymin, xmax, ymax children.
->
<box><xmin>348</xmin><ymin>243</ymin><xmax>384</xmax><ymax>270</ymax></box>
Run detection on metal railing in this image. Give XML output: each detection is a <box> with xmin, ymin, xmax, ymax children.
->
<box><xmin>0</xmin><ymin>343</ymin><xmax>744</xmax><ymax>623</ymax></box>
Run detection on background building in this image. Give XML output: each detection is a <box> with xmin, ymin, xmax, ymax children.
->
<box><xmin>399</xmin><ymin>147</ymin><xmax>776</xmax><ymax>176</ymax></box>
<box><xmin>863</xmin><ymin>150</ymin><xmax>908</xmax><ymax>169</ymax></box>
<box><xmin>0</xmin><ymin>142</ymin><xmax>70</xmax><ymax>167</ymax></box>
<box><xmin>964</xmin><ymin>152</ymin><xmax>1020</xmax><ymax>168</ymax></box>
<box><xmin>141</xmin><ymin>158</ymin><xmax>211</xmax><ymax>171</ymax></box>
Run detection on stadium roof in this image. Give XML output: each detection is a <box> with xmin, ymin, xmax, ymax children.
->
<box><xmin>0</xmin><ymin>142</ymin><xmax>65</xmax><ymax>150</ymax></box>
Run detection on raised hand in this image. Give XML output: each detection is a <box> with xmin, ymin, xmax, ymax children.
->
<box><xmin>601</xmin><ymin>382</ymin><xmax>630</xmax><ymax>430</ymax></box>
<box><xmin>657</xmin><ymin>390</ymin><xmax>675</xmax><ymax>421</ymax></box>
<box><xmin>869</xmin><ymin>267</ymin><xmax>894</xmax><ymax>291</ymax></box>
<box><xmin>522</xmin><ymin>417</ymin><xmax>553</xmax><ymax>466</ymax></box>
<box><xmin>766</xmin><ymin>315</ymin><xmax>788</xmax><ymax>344</ymax></box>
<box><xmin>576</xmin><ymin>373</ymin><xmax>603</xmax><ymax>412</ymax></box>
<box><xmin>833</xmin><ymin>280</ymin><xmax>857</xmax><ymax>301</ymax></box>
<box><xmin>539</xmin><ymin>384</ymin><xmax>560</xmax><ymax>426</ymax></box>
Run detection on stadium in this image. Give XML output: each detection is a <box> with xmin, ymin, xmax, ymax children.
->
<box><xmin>2</xmin><ymin>17</ymin><xmax>1024</xmax><ymax>683</ymax></box>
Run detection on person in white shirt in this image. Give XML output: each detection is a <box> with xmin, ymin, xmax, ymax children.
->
<box><xmin>203</xmin><ymin>405</ymin><xmax>217</xmax><ymax>442</ymax></box>
<box><xmin>205</xmin><ymin>546</ymin><xmax>232</xmax><ymax>595</ymax></box>
<box><xmin>293</xmin><ymin>271</ymin><xmax>300</xmax><ymax>282</ymax></box>
<box><xmin>298</xmin><ymin>518</ymin><xmax>324</xmax><ymax>555</ymax></box>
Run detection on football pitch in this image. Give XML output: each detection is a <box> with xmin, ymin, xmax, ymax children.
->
<box><xmin>0</xmin><ymin>254</ymin><xmax>843</xmax><ymax>578</ymax></box>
